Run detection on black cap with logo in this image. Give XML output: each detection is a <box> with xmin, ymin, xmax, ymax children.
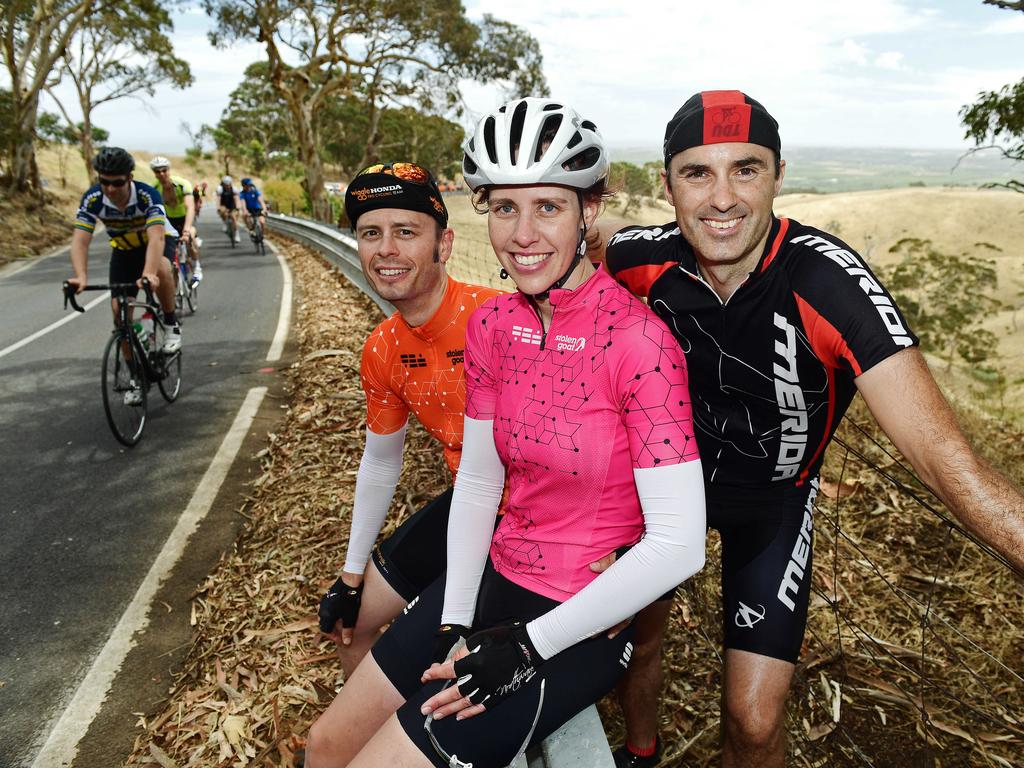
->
<box><xmin>344</xmin><ymin>162</ymin><xmax>449</xmax><ymax>230</ymax></box>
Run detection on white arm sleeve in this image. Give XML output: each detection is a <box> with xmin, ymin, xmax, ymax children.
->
<box><xmin>341</xmin><ymin>424</ymin><xmax>408</xmax><ymax>575</ymax></box>
<box><xmin>440</xmin><ymin>416</ymin><xmax>506</xmax><ymax>627</ymax></box>
<box><xmin>526</xmin><ymin>460</ymin><xmax>707</xmax><ymax>660</ymax></box>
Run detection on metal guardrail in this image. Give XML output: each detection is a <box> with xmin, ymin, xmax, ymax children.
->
<box><xmin>266</xmin><ymin>212</ymin><xmax>615</xmax><ymax>768</ymax></box>
<box><xmin>267</xmin><ymin>213</ymin><xmax>396</xmax><ymax>316</ymax></box>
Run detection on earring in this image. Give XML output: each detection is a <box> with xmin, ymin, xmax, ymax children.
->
<box><xmin>500</xmin><ymin>268</ymin><xmax>509</xmax><ymax>280</ymax></box>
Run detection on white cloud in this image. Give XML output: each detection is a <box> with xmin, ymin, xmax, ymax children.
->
<box><xmin>841</xmin><ymin>40</ymin><xmax>872</xmax><ymax>66</ymax></box>
<box><xmin>981</xmin><ymin>14</ymin><xmax>1024</xmax><ymax>34</ymax></box>
<box><xmin>875</xmin><ymin>51</ymin><xmax>905</xmax><ymax>70</ymax></box>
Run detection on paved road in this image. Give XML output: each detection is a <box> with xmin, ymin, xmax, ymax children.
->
<box><xmin>0</xmin><ymin>218</ymin><xmax>289</xmax><ymax>767</ymax></box>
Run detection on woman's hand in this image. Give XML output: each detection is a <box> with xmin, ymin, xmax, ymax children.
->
<box><xmin>420</xmin><ymin>645</ymin><xmax>488</xmax><ymax>721</ymax></box>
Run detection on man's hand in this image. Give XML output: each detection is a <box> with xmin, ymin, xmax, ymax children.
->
<box><xmin>139</xmin><ymin>270</ymin><xmax>160</xmax><ymax>290</ymax></box>
<box><xmin>430</xmin><ymin>623</ymin><xmax>471</xmax><ymax>666</ymax></box>
<box><xmin>66</xmin><ymin>275</ymin><xmax>87</xmax><ymax>295</ymax></box>
<box><xmin>318</xmin><ymin>572</ymin><xmax>364</xmax><ymax>646</ymax></box>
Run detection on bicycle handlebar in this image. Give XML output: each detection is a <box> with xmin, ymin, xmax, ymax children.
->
<box><xmin>62</xmin><ymin>279</ymin><xmax>157</xmax><ymax>313</ymax></box>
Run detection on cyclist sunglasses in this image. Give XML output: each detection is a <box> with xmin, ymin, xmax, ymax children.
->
<box><xmin>99</xmin><ymin>177</ymin><xmax>130</xmax><ymax>188</ymax></box>
<box><xmin>356</xmin><ymin>162</ymin><xmax>432</xmax><ymax>185</ymax></box>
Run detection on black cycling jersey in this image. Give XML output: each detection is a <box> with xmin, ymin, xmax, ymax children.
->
<box><xmin>606</xmin><ymin>217</ymin><xmax>918</xmax><ymax>498</ymax></box>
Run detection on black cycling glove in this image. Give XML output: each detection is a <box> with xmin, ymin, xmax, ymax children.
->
<box><xmin>452</xmin><ymin>621</ymin><xmax>543</xmax><ymax>707</ymax></box>
<box><xmin>432</xmin><ymin>623</ymin><xmax>471</xmax><ymax>665</ymax></box>
<box><xmin>318</xmin><ymin>577</ymin><xmax>363</xmax><ymax>634</ymax></box>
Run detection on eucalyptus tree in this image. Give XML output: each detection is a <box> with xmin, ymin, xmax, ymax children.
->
<box><xmin>203</xmin><ymin>0</ymin><xmax>547</xmax><ymax>220</ymax></box>
<box><xmin>45</xmin><ymin>0</ymin><xmax>193</xmax><ymax>184</ymax></box>
<box><xmin>0</xmin><ymin>0</ymin><xmax>100</xmax><ymax>195</ymax></box>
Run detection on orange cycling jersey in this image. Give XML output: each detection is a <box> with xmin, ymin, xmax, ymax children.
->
<box><xmin>360</xmin><ymin>276</ymin><xmax>502</xmax><ymax>477</ymax></box>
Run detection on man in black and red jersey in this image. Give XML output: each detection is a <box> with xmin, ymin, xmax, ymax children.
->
<box><xmin>602</xmin><ymin>91</ymin><xmax>1024</xmax><ymax>768</ymax></box>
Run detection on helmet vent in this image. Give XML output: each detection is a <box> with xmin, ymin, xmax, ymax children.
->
<box><xmin>509</xmin><ymin>100</ymin><xmax>529</xmax><ymax>164</ymax></box>
<box><xmin>563</xmin><ymin>146</ymin><xmax>601</xmax><ymax>171</ymax></box>
<box><xmin>543</xmin><ymin>103</ymin><xmax>562</xmax><ymax>111</ymax></box>
<box><xmin>536</xmin><ymin>114</ymin><xmax>563</xmax><ymax>162</ymax></box>
<box><xmin>483</xmin><ymin>116</ymin><xmax>498</xmax><ymax>164</ymax></box>
<box><xmin>463</xmin><ymin>154</ymin><xmax>477</xmax><ymax>175</ymax></box>
<box><xmin>566</xmin><ymin>131</ymin><xmax>583</xmax><ymax>149</ymax></box>
<box><xmin>581</xmin><ymin>120</ymin><xmax>597</xmax><ymax>132</ymax></box>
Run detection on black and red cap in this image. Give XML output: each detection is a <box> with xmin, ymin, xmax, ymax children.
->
<box><xmin>344</xmin><ymin>162</ymin><xmax>448</xmax><ymax>230</ymax></box>
<box><xmin>663</xmin><ymin>91</ymin><xmax>780</xmax><ymax>167</ymax></box>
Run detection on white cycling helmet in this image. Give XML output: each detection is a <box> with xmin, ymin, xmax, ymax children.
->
<box><xmin>462</xmin><ymin>97</ymin><xmax>609</xmax><ymax>192</ymax></box>
<box><xmin>149</xmin><ymin>156</ymin><xmax>171</xmax><ymax>170</ymax></box>
<box><xmin>222</xmin><ymin>175</ymin><xmax>232</xmax><ymax>185</ymax></box>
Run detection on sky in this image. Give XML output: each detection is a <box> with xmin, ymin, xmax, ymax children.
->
<box><xmin>33</xmin><ymin>0</ymin><xmax>1024</xmax><ymax>156</ymax></box>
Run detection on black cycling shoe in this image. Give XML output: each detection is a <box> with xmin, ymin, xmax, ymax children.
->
<box><xmin>612</xmin><ymin>737</ymin><xmax>661</xmax><ymax>768</ymax></box>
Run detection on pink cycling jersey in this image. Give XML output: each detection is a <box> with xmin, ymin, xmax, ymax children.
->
<box><xmin>465</xmin><ymin>265</ymin><xmax>699</xmax><ymax>601</ymax></box>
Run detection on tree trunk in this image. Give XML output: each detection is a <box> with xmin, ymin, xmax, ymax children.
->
<box><xmin>7</xmin><ymin>90</ymin><xmax>41</xmax><ymax>196</ymax></box>
<box><xmin>294</xmin><ymin>102</ymin><xmax>329</xmax><ymax>221</ymax></box>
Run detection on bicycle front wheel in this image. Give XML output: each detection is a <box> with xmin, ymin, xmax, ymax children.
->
<box><xmin>102</xmin><ymin>331</ymin><xmax>147</xmax><ymax>446</ymax></box>
<box><xmin>180</xmin><ymin>259</ymin><xmax>198</xmax><ymax>314</ymax></box>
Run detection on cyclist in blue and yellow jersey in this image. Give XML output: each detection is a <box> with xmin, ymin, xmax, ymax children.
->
<box><xmin>217</xmin><ymin>175</ymin><xmax>241</xmax><ymax>242</ymax></box>
<box><xmin>150</xmin><ymin>156</ymin><xmax>202</xmax><ymax>282</ymax></box>
<box><xmin>69</xmin><ymin>147</ymin><xmax>182</xmax><ymax>360</ymax></box>
<box><xmin>239</xmin><ymin>178</ymin><xmax>267</xmax><ymax>237</ymax></box>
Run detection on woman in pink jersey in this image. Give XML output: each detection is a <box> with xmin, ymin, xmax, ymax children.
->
<box><xmin>304</xmin><ymin>99</ymin><xmax>707</xmax><ymax>768</ymax></box>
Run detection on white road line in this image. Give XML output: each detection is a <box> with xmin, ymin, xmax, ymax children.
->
<box><xmin>0</xmin><ymin>292</ymin><xmax>110</xmax><ymax>360</ymax></box>
<box><xmin>266</xmin><ymin>242</ymin><xmax>292</xmax><ymax>362</ymax></box>
<box><xmin>29</xmin><ymin>386</ymin><xmax>269</xmax><ymax>768</ymax></box>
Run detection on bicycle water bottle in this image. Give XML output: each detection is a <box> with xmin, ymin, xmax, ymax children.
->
<box><xmin>140</xmin><ymin>312</ymin><xmax>155</xmax><ymax>351</ymax></box>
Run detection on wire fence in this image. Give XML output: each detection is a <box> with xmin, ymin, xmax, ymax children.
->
<box><xmin>680</xmin><ymin>406</ymin><xmax>1023</xmax><ymax>767</ymax></box>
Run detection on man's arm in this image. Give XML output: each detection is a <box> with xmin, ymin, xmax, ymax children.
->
<box><xmin>856</xmin><ymin>348</ymin><xmax>1024</xmax><ymax>573</ymax></box>
<box><xmin>183</xmin><ymin>193</ymin><xmax>196</xmax><ymax>237</ymax></box>
<box><xmin>68</xmin><ymin>229</ymin><xmax>93</xmax><ymax>291</ymax></box>
<box><xmin>142</xmin><ymin>224</ymin><xmax>166</xmax><ymax>286</ymax></box>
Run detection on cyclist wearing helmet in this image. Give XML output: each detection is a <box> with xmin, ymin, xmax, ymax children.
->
<box><xmin>316</xmin><ymin>161</ymin><xmax>502</xmax><ymax>679</ymax></box>
<box><xmin>602</xmin><ymin>90</ymin><xmax>1024</xmax><ymax>768</ymax></box>
<box><xmin>217</xmin><ymin>175</ymin><xmax>241</xmax><ymax>242</ymax></box>
<box><xmin>149</xmin><ymin>156</ymin><xmax>202</xmax><ymax>281</ymax></box>
<box><xmin>304</xmin><ymin>98</ymin><xmax>707</xmax><ymax>768</ymax></box>
<box><xmin>239</xmin><ymin>177</ymin><xmax>267</xmax><ymax>236</ymax></box>
<box><xmin>70</xmin><ymin>147</ymin><xmax>182</xmax><ymax>361</ymax></box>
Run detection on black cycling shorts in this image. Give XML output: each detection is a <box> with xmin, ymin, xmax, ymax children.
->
<box><xmin>371</xmin><ymin>488</ymin><xmax>454</xmax><ymax>602</ymax></box>
<box><xmin>108</xmin><ymin>239</ymin><xmax>176</xmax><ymax>297</ymax></box>
<box><xmin>372</xmin><ymin>559</ymin><xmax>634</xmax><ymax>768</ymax></box>
<box><xmin>168</xmin><ymin>216</ymin><xmax>187</xmax><ymax>236</ymax></box>
<box><xmin>709</xmin><ymin>477</ymin><xmax>819</xmax><ymax>663</ymax></box>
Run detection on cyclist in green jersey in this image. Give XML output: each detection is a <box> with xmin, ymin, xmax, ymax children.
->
<box><xmin>150</xmin><ymin>157</ymin><xmax>202</xmax><ymax>281</ymax></box>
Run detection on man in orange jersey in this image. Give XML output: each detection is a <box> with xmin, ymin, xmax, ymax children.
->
<box><xmin>318</xmin><ymin>162</ymin><xmax>502</xmax><ymax>675</ymax></box>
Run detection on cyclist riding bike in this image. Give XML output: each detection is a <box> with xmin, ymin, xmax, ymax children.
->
<box><xmin>239</xmin><ymin>177</ymin><xmax>267</xmax><ymax>236</ymax></box>
<box><xmin>150</xmin><ymin>156</ymin><xmax>202</xmax><ymax>282</ymax></box>
<box><xmin>68</xmin><ymin>147</ymin><xmax>183</xmax><ymax>402</ymax></box>
<box><xmin>304</xmin><ymin>98</ymin><xmax>708</xmax><ymax>768</ymax></box>
<box><xmin>315</xmin><ymin>161</ymin><xmax>502</xmax><ymax>678</ymax></box>
<box><xmin>217</xmin><ymin>175</ymin><xmax>241</xmax><ymax>242</ymax></box>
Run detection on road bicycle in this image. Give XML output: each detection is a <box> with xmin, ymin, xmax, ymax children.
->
<box><xmin>226</xmin><ymin>213</ymin><xmax>238</xmax><ymax>248</ymax></box>
<box><xmin>172</xmin><ymin>237</ymin><xmax>198</xmax><ymax>314</ymax></box>
<box><xmin>248</xmin><ymin>212</ymin><xmax>266</xmax><ymax>255</ymax></box>
<box><xmin>63</xmin><ymin>279</ymin><xmax>183</xmax><ymax>447</ymax></box>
